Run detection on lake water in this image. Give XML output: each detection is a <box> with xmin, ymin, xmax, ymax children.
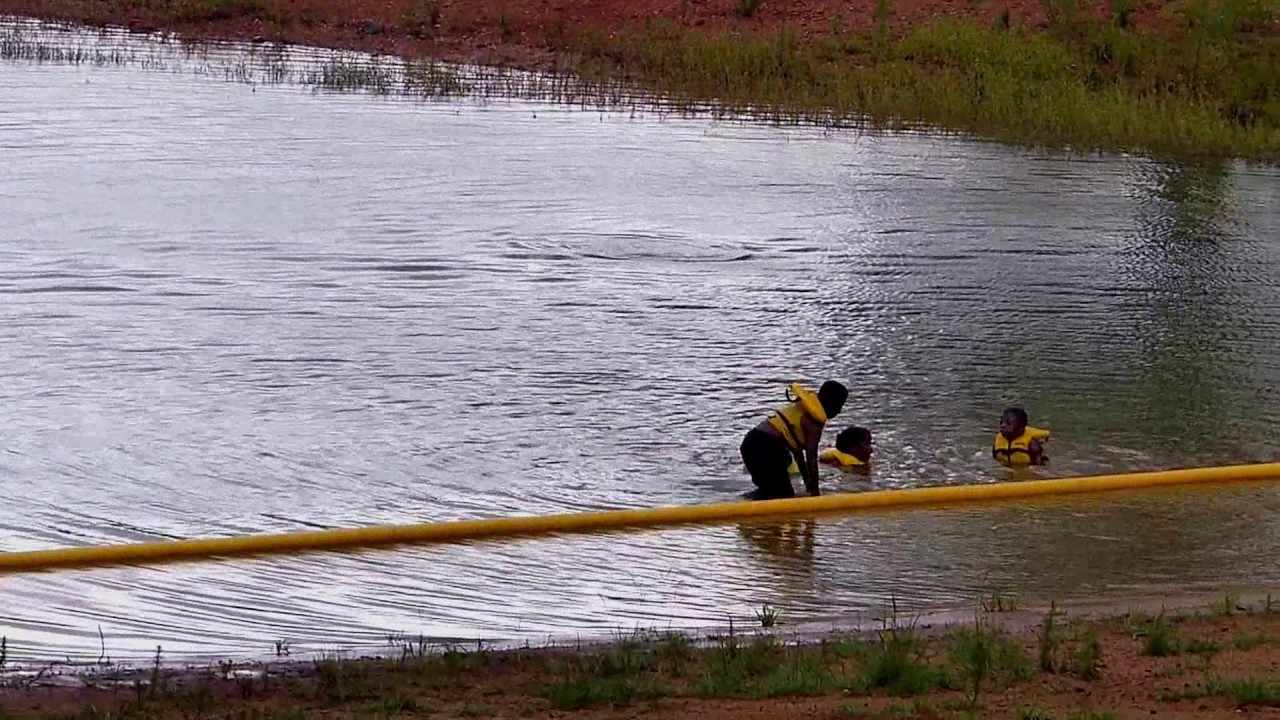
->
<box><xmin>1</xmin><ymin>16</ymin><xmax>1278</xmax><ymax>666</ymax></box>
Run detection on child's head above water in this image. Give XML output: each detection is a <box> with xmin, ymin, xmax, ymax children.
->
<box><xmin>999</xmin><ymin>407</ymin><xmax>1028</xmax><ymax>440</ymax></box>
<box><xmin>818</xmin><ymin>381</ymin><xmax>848</xmax><ymax>419</ymax></box>
<box><xmin>835</xmin><ymin>426</ymin><xmax>873</xmax><ymax>462</ymax></box>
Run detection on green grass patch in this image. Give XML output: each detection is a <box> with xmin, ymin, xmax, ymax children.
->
<box><xmin>313</xmin><ymin>657</ymin><xmax>384</xmax><ymax>704</ymax></box>
<box><xmin>536</xmin><ymin>674</ymin><xmax>671</xmax><ymax>710</ymax></box>
<box><xmin>948</xmin><ymin>619</ymin><xmax>1035</xmax><ymax>708</ymax></box>
<box><xmin>844</xmin><ymin>624</ymin><xmax>951</xmax><ymax>697</ymax></box>
<box><xmin>1211</xmin><ymin>591</ymin><xmax>1242</xmax><ymax>617</ymax></box>
<box><xmin>1203</xmin><ymin>676</ymin><xmax>1280</xmax><ymax>707</ymax></box>
<box><xmin>1233</xmin><ymin>631</ymin><xmax>1268</xmax><ymax>650</ymax></box>
<box><xmin>533</xmin><ymin>641</ymin><xmax>672</xmax><ymax>710</ymax></box>
<box><xmin>1127</xmin><ymin>612</ymin><xmax>1223</xmax><ymax>660</ymax></box>
<box><xmin>693</xmin><ymin>635</ymin><xmax>791</xmax><ymax>698</ymax></box>
<box><xmin>1129</xmin><ymin>612</ymin><xmax>1183</xmax><ymax>657</ymax></box>
<box><xmin>566</xmin><ymin>12</ymin><xmax>1279</xmax><ymax>161</ymax></box>
<box><xmin>1038</xmin><ymin>604</ymin><xmax>1102</xmax><ymax>680</ymax></box>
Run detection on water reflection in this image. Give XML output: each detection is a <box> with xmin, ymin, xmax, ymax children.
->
<box><xmin>736</xmin><ymin>518</ymin><xmax>818</xmax><ymax>582</ymax></box>
<box><xmin>1123</xmin><ymin>159</ymin><xmax>1263</xmax><ymax>463</ymax></box>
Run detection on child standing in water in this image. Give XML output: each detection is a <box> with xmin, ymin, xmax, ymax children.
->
<box><xmin>740</xmin><ymin>381</ymin><xmax>848</xmax><ymax>499</ymax></box>
<box><xmin>992</xmin><ymin>407</ymin><xmax>1050</xmax><ymax>467</ymax></box>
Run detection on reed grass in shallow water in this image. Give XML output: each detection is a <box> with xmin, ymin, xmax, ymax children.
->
<box><xmin>0</xmin><ymin>18</ymin><xmax>683</xmax><ymax>114</ymax></box>
<box><xmin>2</xmin><ymin>12</ymin><xmax>1276</xmax><ymax>161</ymax></box>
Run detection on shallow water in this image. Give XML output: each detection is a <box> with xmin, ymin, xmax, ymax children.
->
<box><xmin>1</xmin><ymin>17</ymin><xmax>1279</xmax><ymax>665</ymax></box>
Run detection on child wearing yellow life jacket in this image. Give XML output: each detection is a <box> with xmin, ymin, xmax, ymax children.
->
<box><xmin>822</xmin><ymin>426</ymin><xmax>873</xmax><ymax>471</ymax></box>
<box><xmin>740</xmin><ymin>380</ymin><xmax>848</xmax><ymax>500</ymax></box>
<box><xmin>992</xmin><ymin>407</ymin><xmax>1050</xmax><ymax>467</ymax></box>
<box><xmin>789</xmin><ymin>426</ymin><xmax>873</xmax><ymax>475</ymax></box>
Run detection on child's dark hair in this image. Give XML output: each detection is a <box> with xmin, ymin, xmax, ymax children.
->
<box><xmin>835</xmin><ymin>426</ymin><xmax>870</xmax><ymax>452</ymax></box>
<box><xmin>1002</xmin><ymin>407</ymin><xmax>1028</xmax><ymax>426</ymax></box>
<box><xmin>818</xmin><ymin>381</ymin><xmax>848</xmax><ymax>418</ymax></box>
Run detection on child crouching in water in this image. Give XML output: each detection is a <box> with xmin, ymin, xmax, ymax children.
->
<box><xmin>740</xmin><ymin>381</ymin><xmax>848</xmax><ymax>500</ymax></box>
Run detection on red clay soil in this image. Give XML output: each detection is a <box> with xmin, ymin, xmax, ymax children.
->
<box><xmin>0</xmin><ymin>0</ymin><xmax>1190</xmax><ymax>71</ymax></box>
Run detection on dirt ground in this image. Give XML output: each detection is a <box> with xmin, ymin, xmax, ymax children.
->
<box><xmin>0</xmin><ymin>595</ymin><xmax>1276</xmax><ymax>719</ymax></box>
<box><xmin>0</xmin><ymin>0</ymin><xmax>1193</xmax><ymax>72</ymax></box>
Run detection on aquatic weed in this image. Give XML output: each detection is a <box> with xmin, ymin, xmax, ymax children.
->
<box><xmin>755</xmin><ymin>603</ymin><xmax>779</xmax><ymax>627</ymax></box>
<box><xmin>981</xmin><ymin>590</ymin><xmax>1020</xmax><ymax>613</ymax></box>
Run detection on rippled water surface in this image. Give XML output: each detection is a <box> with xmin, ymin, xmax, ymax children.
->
<box><xmin>2</xmin><ymin>17</ymin><xmax>1279</xmax><ymax>665</ymax></box>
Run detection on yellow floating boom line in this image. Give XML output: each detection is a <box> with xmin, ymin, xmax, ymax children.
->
<box><xmin>1</xmin><ymin>462</ymin><xmax>1278</xmax><ymax>575</ymax></box>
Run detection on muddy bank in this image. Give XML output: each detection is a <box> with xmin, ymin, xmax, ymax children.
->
<box><xmin>0</xmin><ymin>0</ymin><xmax>1195</xmax><ymax>71</ymax></box>
<box><xmin>1</xmin><ymin>591</ymin><xmax>1277</xmax><ymax>719</ymax></box>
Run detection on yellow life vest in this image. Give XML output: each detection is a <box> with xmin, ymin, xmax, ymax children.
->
<box><xmin>819</xmin><ymin>448</ymin><xmax>867</xmax><ymax>470</ymax></box>
<box><xmin>790</xmin><ymin>448</ymin><xmax>866</xmax><ymax>475</ymax></box>
<box><xmin>766</xmin><ymin>382</ymin><xmax>827</xmax><ymax>451</ymax></box>
<box><xmin>992</xmin><ymin>426</ymin><xmax>1050</xmax><ymax>467</ymax></box>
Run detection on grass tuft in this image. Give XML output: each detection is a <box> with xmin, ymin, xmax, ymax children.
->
<box><xmin>1233</xmin><ymin>631</ymin><xmax>1268</xmax><ymax>650</ymax></box>
<box><xmin>1203</xmin><ymin>676</ymin><xmax>1280</xmax><ymax>707</ymax></box>
<box><xmin>948</xmin><ymin>618</ymin><xmax>1035</xmax><ymax>709</ymax></box>
<box><xmin>1130</xmin><ymin>612</ymin><xmax>1182</xmax><ymax>657</ymax></box>
<box><xmin>1211</xmin><ymin>591</ymin><xmax>1242</xmax><ymax>617</ymax></box>
<box><xmin>733</xmin><ymin>0</ymin><xmax>764</xmax><ymax>19</ymax></box>
<box><xmin>402</xmin><ymin>0</ymin><xmax>440</xmax><ymax>37</ymax></box>
<box><xmin>846</xmin><ymin>619</ymin><xmax>950</xmax><ymax>697</ymax></box>
<box><xmin>1038</xmin><ymin>604</ymin><xmax>1101</xmax><ymax>680</ymax></box>
<box><xmin>313</xmin><ymin>657</ymin><xmax>383</xmax><ymax>704</ymax></box>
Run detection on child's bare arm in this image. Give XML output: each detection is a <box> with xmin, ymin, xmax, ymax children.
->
<box><xmin>1029</xmin><ymin>439</ymin><xmax>1046</xmax><ymax>464</ymax></box>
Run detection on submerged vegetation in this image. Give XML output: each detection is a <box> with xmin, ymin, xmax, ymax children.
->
<box><xmin>0</xmin><ymin>596</ymin><xmax>1276</xmax><ymax>719</ymax></box>
<box><xmin>1</xmin><ymin>0</ymin><xmax>1277</xmax><ymax>161</ymax></box>
<box><xmin>0</xmin><ymin>18</ymin><xmax>673</xmax><ymax>110</ymax></box>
